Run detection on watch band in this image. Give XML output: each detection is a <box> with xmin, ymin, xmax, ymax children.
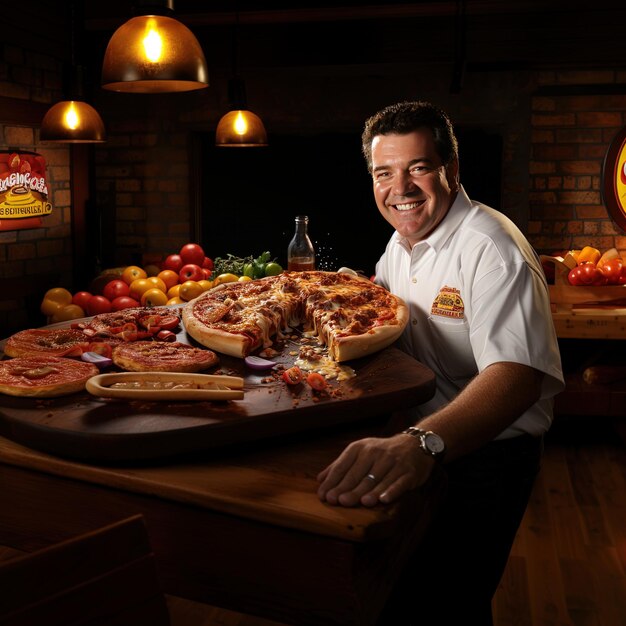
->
<box><xmin>402</xmin><ymin>426</ymin><xmax>446</xmax><ymax>460</ymax></box>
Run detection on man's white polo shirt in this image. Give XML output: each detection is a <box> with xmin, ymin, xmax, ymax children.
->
<box><xmin>375</xmin><ymin>187</ymin><xmax>564</xmax><ymax>439</ymax></box>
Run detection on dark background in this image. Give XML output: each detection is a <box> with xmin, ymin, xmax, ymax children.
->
<box><xmin>200</xmin><ymin>127</ymin><xmax>502</xmax><ymax>275</ymax></box>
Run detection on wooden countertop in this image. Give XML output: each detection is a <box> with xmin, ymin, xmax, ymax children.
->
<box><xmin>0</xmin><ymin>413</ymin><xmax>438</xmax><ymax>543</ymax></box>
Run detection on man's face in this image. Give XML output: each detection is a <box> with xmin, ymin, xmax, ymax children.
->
<box><xmin>371</xmin><ymin>129</ymin><xmax>458</xmax><ymax>245</ymax></box>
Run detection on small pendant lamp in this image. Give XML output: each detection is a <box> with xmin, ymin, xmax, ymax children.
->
<box><xmin>41</xmin><ymin>3</ymin><xmax>106</xmax><ymax>143</ymax></box>
<box><xmin>215</xmin><ymin>11</ymin><xmax>267</xmax><ymax>147</ymax></box>
<box><xmin>215</xmin><ymin>77</ymin><xmax>268</xmax><ymax>147</ymax></box>
<box><xmin>101</xmin><ymin>0</ymin><xmax>208</xmax><ymax>93</ymax></box>
<box><xmin>40</xmin><ymin>99</ymin><xmax>106</xmax><ymax>143</ymax></box>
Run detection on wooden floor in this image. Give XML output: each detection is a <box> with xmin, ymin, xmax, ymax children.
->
<box><xmin>2</xmin><ymin>415</ymin><xmax>625</xmax><ymax>626</ymax></box>
<box><xmin>492</xmin><ymin>416</ymin><xmax>626</xmax><ymax>626</ymax></box>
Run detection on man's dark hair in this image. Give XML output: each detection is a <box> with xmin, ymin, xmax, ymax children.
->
<box><xmin>361</xmin><ymin>101</ymin><xmax>459</xmax><ymax>171</ymax></box>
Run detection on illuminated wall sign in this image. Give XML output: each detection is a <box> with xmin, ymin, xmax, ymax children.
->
<box><xmin>602</xmin><ymin>126</ymin><xmax>626</xmax><ymax>232</ymax></box>
<box><xmin>0</xmin><ymin>151</ymin><xmax>52</xmax><ymax>231</ymax></box>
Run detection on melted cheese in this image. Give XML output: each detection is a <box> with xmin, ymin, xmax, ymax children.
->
<box><xmin>295</xmin><ymin>352</ymin><xmax>355</xmax><ymax>381</ymax></box>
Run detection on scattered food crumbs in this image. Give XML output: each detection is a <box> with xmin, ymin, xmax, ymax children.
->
<box><xmin>289</xmin><ymin>351</ymin><xmax>298</xmax><ymax>356</ymax></box>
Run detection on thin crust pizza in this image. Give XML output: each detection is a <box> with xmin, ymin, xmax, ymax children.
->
<box><xmin>111</xmin><ymin>341</ymin><xmax>219</xmax><ymax>372</ymax></box>
<box><xmin>4</xmin><ymin>328</ymin><xmax>90</xmax><ymax>358</ymax></box>
<box><xmin>183</xmin><ymin>271</ymin><xmax>408</xmax><ymax>362</ymax></box>
<box><xmin>0</xmin><ymin>355</ymin><xmax>98</xmax><ymax>397</ymax></box>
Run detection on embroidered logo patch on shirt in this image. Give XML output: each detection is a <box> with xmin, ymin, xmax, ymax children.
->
<box><xmin>431</xmin><ymin>285</ymin><xmax>465</xmax><ymax>319</ymax></box>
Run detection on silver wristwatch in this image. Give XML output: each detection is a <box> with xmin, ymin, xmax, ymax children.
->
<box><xmin>402</xmin><ymin>426</ymin><xmax>446</xmax><ymax>461</ymax></box>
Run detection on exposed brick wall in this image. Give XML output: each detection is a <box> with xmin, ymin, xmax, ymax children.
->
<box><xmin>527</xmin><ymin>71</ymin><xmax>626</xmax><ymax>257</ymax></box>
<box><xmin>0</xmin><ymin>20</ymin><xmax>72</xmax><ymax>334</ymax></box>
<box><xmin>93</xmin><ymin>108</ymin><xmax>192</xmax><ymax>267</ymax></box>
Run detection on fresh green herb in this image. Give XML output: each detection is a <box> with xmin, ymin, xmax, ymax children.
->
<box><xmin>211</xmin><ymin>251</ymin><xmax>279</xmax><ymax>279</ymax></box>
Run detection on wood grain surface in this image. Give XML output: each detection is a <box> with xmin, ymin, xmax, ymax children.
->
<box><xmin>0</xmin><ymin>344</ymin><xmax>435</xmax><ymax>462</ymax></box>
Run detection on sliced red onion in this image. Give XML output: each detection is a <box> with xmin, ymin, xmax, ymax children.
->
<box><xmin>81</xmin><ymin>351</ymin><xmax>113</xmax><ymax>369</ymax></box>
<box><xmin>244</xmin><ymin>355</ymin><xmax>277</xmax><ymax>370</ymax></box>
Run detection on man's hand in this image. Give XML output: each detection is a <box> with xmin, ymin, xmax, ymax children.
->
<box><xmin>316</xmin><ymin>434</ymin><xmax>435</xmax><ymax>507</ymax></box>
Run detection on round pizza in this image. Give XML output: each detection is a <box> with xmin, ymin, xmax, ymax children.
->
<box><xmin>0</xmin><ymin>355</ymin><xmax>98</xmax><ymax>397</ymax></box>
<box><xmin>4</xmin><ymin>328</ymin><xmax>90</xmax><ymax>358</ymax></box>
<box><xmin>111</xmin><ymin>341</ymin><xmax>219</xmax><ymax>372</ymax></box>
<box><xmin>182</xmin><ymin>271</ymin><xmax>408</xmax><ymax>362</ymax></box>
<box><xmin>81</xmin><ymin>307</ymin><xmax>180</xmax><ymax>339</ymax></box>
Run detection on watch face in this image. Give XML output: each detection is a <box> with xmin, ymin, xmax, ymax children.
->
<box><xmin>424</xmin><ymin>432</ymin><xmax>445</xmax><ymax>455</ymax></box>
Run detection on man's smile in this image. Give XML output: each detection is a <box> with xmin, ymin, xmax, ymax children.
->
<box><xmin>392</xmin><ymin>200</ymin><xmax>424</xmax><ymax>212</ymax></box>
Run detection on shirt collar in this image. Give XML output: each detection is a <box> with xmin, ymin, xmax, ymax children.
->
<box><xmin>392</xmin><ymin>186</ymin><xmax>473</xmax><ymax>254</ymax></box>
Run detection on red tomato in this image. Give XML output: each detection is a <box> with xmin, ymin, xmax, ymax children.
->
<box><xmin>179</xmin><ymin>263</ymin><xmax>204</xmax><ymax>282</ymax></box>
<box><xmin>568</xmin><ymin>264</ymin><xmax>603</xmax><ymax>286</ymax></box>
<box><xmin>111</xmin><ymin>296</ymin><xmax>140</xmax><ymax>311</ymax></box>
<box><xmin>103</xmin><ymin>279</ymin><xmax>130</xmax><ymax>301</ymax></box>
<box><xmin>157</xmin><ymin>314</ymin><xmax>180</xmax><ymax>330</ymax></box>
<box><xmin>162</xmin><ymin>254</ymin><xmax>184</xmax><ymax>273</ymax></box>
<box><xmin>156</xmin><ymin>330</ymin><xmax>176</xmax><ymax>342</ymax></box>
<box><xmin>599</xmin><ymin>258</ymin><xmax>624</xmax><ymax>284</ymax></box>
<box><xmin>180</xmin><ymin>243</ymin><xmax>205</xmax><ymax>266</ymax></box>
<box><xmin>86</xmin><ymin>295</ymin><xmax>112</xmax><ymax>316</ymax></box>
<box><xmin>72</xmin><ymin>291</ymin><xmax>93</xmax><ymax>310</ymax></box>
<box><xmin>202</xmin><ymin>256</ymin><xmax>214</xmax><ymax>271</ymax></box>
<box><xmin>306</xmin><ymin>372</ymin><xmax>327</xmax><ymax>391</ymax></box>
<box><xmin>87</xmin><ymin>342</ymin><xmax>113</xmax><ymax>358</ymax></box>
<box><xmin>568</xmin><ymin>266</ymin><xmax>584</xmax><ymax>286</ymax></box>
<box><xmin>282</xmin><ymin>366</ymin><xmax>303</xmax><ymax>385</ymax></box>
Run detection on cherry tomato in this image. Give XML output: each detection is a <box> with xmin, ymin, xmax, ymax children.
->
<box><xmin>283</xmin><ymin>366</ymin><xmax>303</xmax><ymax>385</ymax></box>
<box><xmin>180</xmin><ymin>243</ymin><xmax>205</xmax><ymax>266</ymax></box>
<box><xmin>599</xmin><ymin>258</ymin><xmax>623</xmax><ymax>284</ymax></box>
<box><xmin>72</xmin><ymin>291</ymin><xmax>93</xmax><ymax>310</ymax></box>
<box><xmin>111</xmin><ymin>296</ymin><xmax>140</xmax><ymax>311</ymax></box>
<box><xmin>87</xmin><ymin>342</ymin><xmax>113</xmax><ymax>358</ymax></box>
<box><xmin>179</xmin><ymin>280</ymin><xmax>204</xmax><ymax>301</ymax></box>
<box><xmin>110</xmin><ymin>322</ymin><xmax>138</xmax><ymax>341</ymax></box>
<box><xmin>121</xmin><ymin>265</ymin><xmax>147</xmax><ymax>285</ymax></box>
<box><xmin>86</xmin><ymin>295</ymin><xmax>112</xmax><ymax>316</ymax></box>
<box><xmin>156</xmin><ymin>330</ymin><xmax>177</xmax><ymax>342</ymax></box>
<box><xmin>568</xmin><ymin>264</ymin><xmax>603</xmax><ymax>286</ymax></box>
<box><xmin>581</xmin><ymin>263</ymin><xmax>606</xmax><ymax>285</ymax></box>
<box><xmin>306</xmin><ymin>372</ymin><xmax>327</xmax><ymax>391</ymax></box>
<box><xmin>157</xmin><ymin>315</ymin><xmax>180</xmax><ymax>330</ymax></box>
<box><xmin>157</xmin><ymin>270</ymin><xmax>179</xmax><ymax>291</ymax></box>
<box><xmin>103</xmin><ymin>279</ymin><xmax>130</xmax><ymax>301</ymax></box>
<box><xmin>141</xmin><ymin>288</ymin><xmax>168</xmax><ymax>307</ymax></box>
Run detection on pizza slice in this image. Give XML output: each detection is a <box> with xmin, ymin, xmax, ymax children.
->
<box><xmin>0</xmin><ymin>356</ymin><xmax>98</xmax><ymax>397</ymax></box>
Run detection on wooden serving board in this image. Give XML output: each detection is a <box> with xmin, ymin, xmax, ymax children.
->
<box><xmin>0</xmin><ymin>322</ymin><xmax>435</xmax><ymax>462</ymax></box>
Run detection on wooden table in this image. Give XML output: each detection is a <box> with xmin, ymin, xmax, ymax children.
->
<box><xmin>0</xmin><ymin>351</ymin><xmax>440</xmax><ymax>626</ymax></box>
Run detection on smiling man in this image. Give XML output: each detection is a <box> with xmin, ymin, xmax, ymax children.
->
<box><xmin>317</xmin><ymin>101</ymin><xmax>564</xmax><ymax>625</ymax></box>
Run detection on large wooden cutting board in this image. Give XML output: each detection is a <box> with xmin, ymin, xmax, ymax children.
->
<box><xmin>0</xmin><ymin>321</ymin><xmax>435</xmax><ymax>462</ymax></box>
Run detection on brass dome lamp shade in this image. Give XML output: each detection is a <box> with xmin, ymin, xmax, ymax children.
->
<box><xmin>40</xmin><ymin>100</ymin><xmax>106</xmax><ymax>143</ymax></box>
<box><xmin>215</xmin><ymin>74</ymin><xmax>267</xmax><ymax>147</ymax></box>
<box><xmin>40</xmin><ymin>2</ymin><xmax>106</xmax><ymax>143</ymax></box>
<box><xmin>101</xmin><ymin>1</ymin><xmax>208</xmax><ymax>93</ymax></box>
<box><xmin>215</xmin><ymin>108</ymin><xmax>268</xmax><ymax>147</ymax></box>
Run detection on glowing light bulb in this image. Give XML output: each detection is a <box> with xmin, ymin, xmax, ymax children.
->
<box><xmin>64</xmin><ymin>103</ymin><xmax>79</xmax><ymax>130</ymax></box>
<box><xmin>234</xmin><ymin>112</ymin><xmax>248</xmax><ymax>136</ymax></box>
<box><xmin>143</xmin><ymin>21</ymin><xmax>163</xmax><ymax>62</ymax></box>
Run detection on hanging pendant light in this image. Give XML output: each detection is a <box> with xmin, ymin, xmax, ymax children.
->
<box><xmin>41</xmin><ymin>99</ymin><xmax>106</xmax><ymax>143</ymax></box>
<box><xmin>215</xmin><ymin>78</ymin><xmax>267</xmax><ymax>147</ymax></box>
<box><xmin>41</xmin><ymin>3</ymin><xmax>106</xmax><ymax>143</ymax></box>
<box><xmin>101</xmin><ymin>0</ymin><xmax>208</xmax><ymax>93</ymax></box>
<box><xmin>215</xmin><ymin>13</ymin><xmax>267</xmax><ymax>148</ymax></box>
